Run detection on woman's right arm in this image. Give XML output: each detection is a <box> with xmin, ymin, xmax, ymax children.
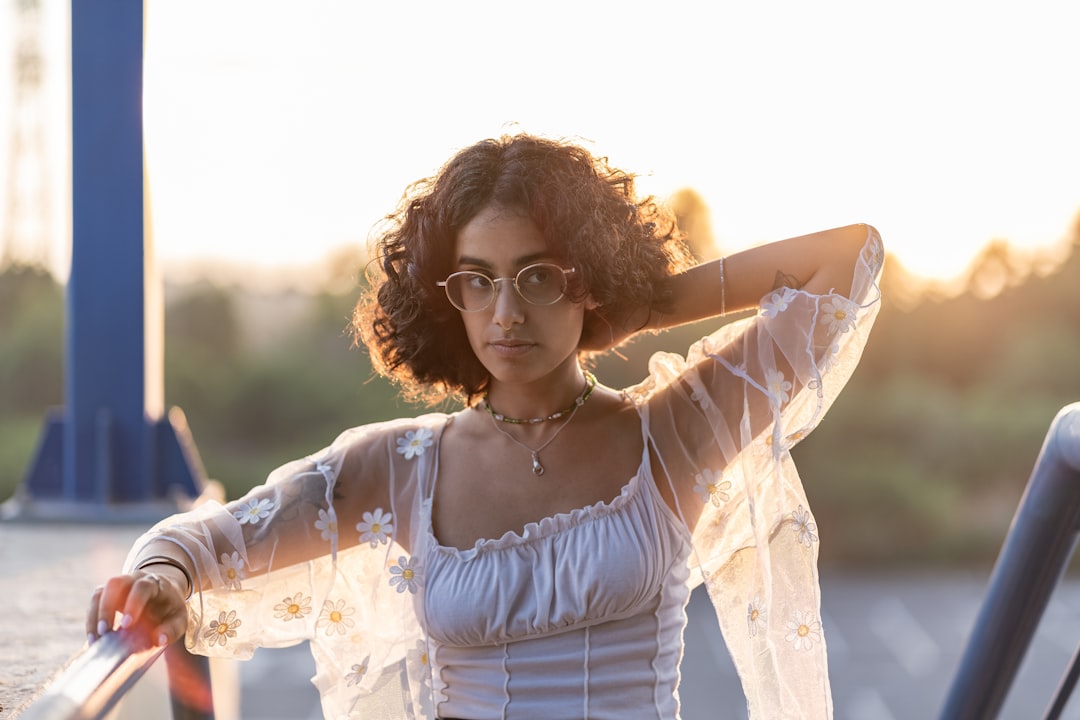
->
<box><xmin>84</xmin><ymin>426</ymin><xmax>397</xmax><ymax>651</ymax></box>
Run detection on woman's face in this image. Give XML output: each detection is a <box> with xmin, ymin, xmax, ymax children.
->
<box><xmin>450</xmin><ymin>204</ymin><xmax>586</xmax><ymax>386</ymax></box>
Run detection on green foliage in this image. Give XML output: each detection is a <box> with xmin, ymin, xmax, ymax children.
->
<box><xmin>0</xmin><ymin>415</ymin><xmax>44</xmax><ymax>494</ymax></box>
<box><xmin>792</xmin><ymin>241</ymin><xmax>1080</xmax><ymax>569</ymax></box>
<box><xmin>0</xmin><ymin>265</ymin><xmax>63</xmax><ymax>414</ymax></box>
<box><xmin>1</xmin><ymin>236</ymin><xmax>1078</xmax><ymax>572</ymax></box>
<box><xmin>161</xmin><ymin>285</ymin><xmax>407</xmax><ymax>499</ymax></box>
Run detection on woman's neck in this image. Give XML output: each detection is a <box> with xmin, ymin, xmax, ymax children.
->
<box><xmin>483</xmin><ymin>366</ymin><xmax>589</xmax><ymax>423</ymax></box>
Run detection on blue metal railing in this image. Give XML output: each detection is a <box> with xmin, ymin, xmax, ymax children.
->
<box><xmin>18</xmin><ymin>632</ymin><xmax>214</xmax><ymax>720</ymax></box>
<box><xmin>941</xmin><ymin>402</ymin><xmax>1080</xmax><ymax>719</ymax></box>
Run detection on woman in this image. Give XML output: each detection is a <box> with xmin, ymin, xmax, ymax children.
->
<box><xmin>87</xmin><ymin>134</ymin><xmax>883</xmax><ymax>719</ymax></box>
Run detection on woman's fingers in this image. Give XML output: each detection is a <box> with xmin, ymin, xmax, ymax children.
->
<box><xmin>88</xmin><ymin>571</ymin><xmax>189</xmax><ymax>650</ymax></box>
<box><xmin>88</xmin><ymin>573</ymin><xmax>172</xmax><ymax>640</ymax></box>
<box><xmin>125</xmin><ymin>572</ymin><xmax>163</xmax><ymax>620</ymax></box>
<box><xmin>122</xmin><ymin>571</ymin><xmax>187</xmax><ymax>650</ymax></box>
<box><xmin>152</xmin><ymin>609</ymin><xmax>189</xmax><ymax>648</ymax></box>
<box><xmin>85</xmin><ymin>584</ymin><xmax>105</xmax><ymax>643</ymax></box>
<box><xmin>93</xmin><ymin>575</ymin><xmax>134</xmax><ymax>639</ymax></box>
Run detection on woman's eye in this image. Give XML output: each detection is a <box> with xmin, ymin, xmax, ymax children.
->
<box><xmin>520</xmin><ymin>267</ymin><xmax>551</xmax><ymax>285</ymax></box>
<box><xmin>464</xmin><ymin>274</ymin><xmax>490</xmax><ymax>289</ymax></box>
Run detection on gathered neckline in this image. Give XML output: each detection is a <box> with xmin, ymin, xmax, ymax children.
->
<box><xmin>426</xmin><ymin>469</ymin><xmax>647</xmax><ymax>558</ymax></box>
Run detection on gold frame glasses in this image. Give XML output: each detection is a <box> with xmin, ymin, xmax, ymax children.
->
<box><xmin>437</xmin><ymin>263</ymin><xmax>577</xmax><ymax>312</ymax></box>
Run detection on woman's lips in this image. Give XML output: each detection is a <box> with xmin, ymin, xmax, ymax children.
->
<box><xmin>488</xmin><ymin>340</ymin><xmax>535</xmax><ymax>357</ymax></box>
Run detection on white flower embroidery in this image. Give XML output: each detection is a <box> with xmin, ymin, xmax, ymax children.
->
<box><xmin>785</xmin><ymin>610</ymin><xmax>822</xmax><ymax>651</ymax></box>
<box><xmin>821</xmin><ymin>297</ymin><xmax>858</xmax><ymax>334</ymax></box>
<box><xmin>345</xmin><ymin>656</ymin><xmax>370</xmax><ymax>687</ymax></box>
<box><xmin>219</xmin><ymin>551</ymin><xmax>245</xmax><ymax>591</ymax></box>
<box><xmin>396</xmin><ymin>427</ymin><xmax>434</xmax><ymax>460</ymax></box>
<box><xmin>315</xmin><ymin>507</ymin><xmax>339</xmax><ymax>542</ymax></box>
<box><xmin>747</xmin><ymin>597</ymin><xmax>767</xmax><ymax>637</ymax></box>
<box><xmin>764</xmin><ymin>368</ymin><xmax>792</xmax><ymax>405</ymax></box>
<box><xmin>411</xmin><ymin>638</ymin><xmax>430</xmax><ymax>669</ymax></box>
<box><xmin>357</xmin><ymin>508</ymin><xmax>394</xmax><ymax>548</ymax></box>
<box><xmin>866</xmin><ymin>236</ymin><xmax>884</xmax><ymax>270</ymax></box>
<box><xmin>693</xmin><ymin>468</ymin><xmax>731</xmax><ymax>507</ymax></box>
<box><xmin>234</xmin><ymin>497</ymin><xmax>274</xmax><ymax>525</ymax></box>
<box><xmin>761</xmin><ymin>287</ymin><xmax>799</xmax><ymax>318</ymax></box>
<box><xmin>793</xmin><ymin>505</ymin><xmax>818</xmax><ymax>546</ymax></box>
<box><xmin>317</xmin><ymin>598</ymin><xmax>356</xmax><ymax>636</ymax></box>
<box><xmin>389</xmin><ymin>556</ymin><xmax>423</xmax><ymax>594</ymax></box>
<box><xmin>409</xmin><ymin>639</ymin><xmax>434</xmax><ymax>715</ymax></box>
<box><xmin>204</xmin><ymin>610</ymin><xmax>241</xmax><ymax>647</ymax></box>
<box><xmin>274</xmin><ymin>592</ymin><xmax>312</xmax><ymax>622</ymax></box>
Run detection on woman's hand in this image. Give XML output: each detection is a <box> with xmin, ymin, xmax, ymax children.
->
<box><xmin>86</xmin><ymin>567</ymin><xmax>189</xmax><ymax>651</ymax></box>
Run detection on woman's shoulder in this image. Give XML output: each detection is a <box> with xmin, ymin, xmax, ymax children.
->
<box><xmin>329</xmin><ymin>412</ymin><xmax>451</xmax><ymax>449</ymax></box>
<box><xmin>301</xmin><ymin>412</ymin><xmax>453</xmax><ymax>480</ymax></box>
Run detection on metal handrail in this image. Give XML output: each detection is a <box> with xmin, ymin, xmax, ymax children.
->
<box><xmin>940</xmin><ymin>402</ymin><xmax>1080</xmax><ymax>719</ymax></box>
<box><xmin>18</xmin><ymin>631</ymin><xmax>214</xmax><ymax>720</ymax></box>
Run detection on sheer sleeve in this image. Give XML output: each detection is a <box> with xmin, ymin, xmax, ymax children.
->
<box><xmin>123</xmin><ymin>414</ymin><xmax>448</xmax><ymax>719</ymax></box>
<box><xmin>628</xmin><ymin>225</ymin><xmax>884</xmax><ymax>719</ymax></box>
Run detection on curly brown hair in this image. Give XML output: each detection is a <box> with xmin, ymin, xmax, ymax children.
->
<box><xmin>352</xmin><ymin>134</ymin><xmax>692</xmax><ymax>405</ymax></box>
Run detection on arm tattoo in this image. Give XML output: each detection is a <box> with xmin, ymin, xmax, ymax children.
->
<box><xmin>773</xmin><ymin>270</ymin><xmax>804</xmax><ymax>290</ymax></box>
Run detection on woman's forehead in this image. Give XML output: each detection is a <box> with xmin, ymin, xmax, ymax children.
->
<box><xmin>454</xmin><ymin>205</ymin><xmax>551</xmax><ymax>266</ymax></box>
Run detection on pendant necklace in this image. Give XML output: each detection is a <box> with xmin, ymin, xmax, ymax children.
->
<box><xmin>483</xmin><ymin>374</ymin><xmax>596</xmax><ymax>476</ymax></box>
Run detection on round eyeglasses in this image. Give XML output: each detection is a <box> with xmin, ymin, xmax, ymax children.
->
<box><xmin>437</xmin><ymin>263</ymin><xmax>577</xmax><ymax>312</ymax></box>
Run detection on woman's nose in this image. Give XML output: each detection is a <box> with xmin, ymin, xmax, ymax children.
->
<box><xmin>491</xmin><ymin>277</ymin><xmax>525</xmax><ymax>328</ymax></box>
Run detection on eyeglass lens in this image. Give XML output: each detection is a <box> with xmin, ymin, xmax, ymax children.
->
<box><xmin>443</xmin><ymin>263</ymin><xmax>568</xmax><ymax>311</ymax></box>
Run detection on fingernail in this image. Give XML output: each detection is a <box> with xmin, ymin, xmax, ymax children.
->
<box><xmin>97</xmin><ymin>620</ymin><xmax>108</xmax><ymax>636</ymax></box>
<box><xmin>88</xmin><ymin>632</ymin><xmax>96</xmax><ymax>645</ymax></box>
<box><xmin>158</xmin><ymin>633</ymin><xmax>169</xmax><ymax>647</ymax></box>
<box><xmin>120</xmin><ymin>613</ymin><xmax>132</xmax><ymax>629</ymax></box>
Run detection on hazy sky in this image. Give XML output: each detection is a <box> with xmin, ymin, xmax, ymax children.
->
<box><xmin>2</xmin><ymin>0</ymin><xmax>1078</xmax><ymax>287</ymax></box>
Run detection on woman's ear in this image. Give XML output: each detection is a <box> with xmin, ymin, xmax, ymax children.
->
<box><xmin>584</xmin><ymin>295</ymin><xmax>602</xmax><ymax>311</ymax></box>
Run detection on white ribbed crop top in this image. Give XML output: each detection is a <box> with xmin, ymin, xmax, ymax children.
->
<box><xmin>421</xmin><ymin>458</ymin><xmax>694</xmax><ymax>720</ymax></box>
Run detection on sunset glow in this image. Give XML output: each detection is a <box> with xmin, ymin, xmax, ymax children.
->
<box><xmin>1</xmin><ymin>0</ymin><xmax>1077</xmax><ymax>291</ymax></box>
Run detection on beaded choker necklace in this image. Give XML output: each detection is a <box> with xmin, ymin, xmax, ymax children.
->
<box><xmin>481</xmin><ymin>371</ymin><xmax>597</xmax><ymax>425</ymax></box>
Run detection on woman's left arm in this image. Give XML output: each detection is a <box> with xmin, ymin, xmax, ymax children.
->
<box><xmin>631</xmin><ymin>222</ymin><xmax>883</xmax><ymax>530</ymax></box>
<box><xmin>650</xmin><ymin>223</ymin><xmax>873</xmax><ymax>331</ymax></box>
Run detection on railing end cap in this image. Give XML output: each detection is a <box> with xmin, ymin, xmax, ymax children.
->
<box><xmin>1050</xmin><ymin>402</ymin><xmax>1080</xmax><ymax>471</ymax></box>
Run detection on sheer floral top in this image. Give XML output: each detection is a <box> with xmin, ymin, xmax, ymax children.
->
<box><xmin>126</xmin><ymin>227</ymin><xmax>884</xmax><ymax>719</ymax></box>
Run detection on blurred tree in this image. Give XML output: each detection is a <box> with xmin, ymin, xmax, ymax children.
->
<box><xmin>0</xmin><ymin>265</ymin><xmax>62</xmax><ymax>413</ymax></box>
<box><xmin>1</xmin><ymin>215</ymin><xmax>1077</xmax><ymax>571</ymax></box>
<box><xmin>668</xmin><ymin>188</ymin><xmax>719</xmax><ymax>262</ymax></box>
<box><xmin>165</xmin><ymin>281</ymin><xmax>241</xmax><ymax>361</ymax></box>
<box><xmin>795</xmin><ymin>221</ymin><xmax>1080</xmax><ymax>569</ymax></box>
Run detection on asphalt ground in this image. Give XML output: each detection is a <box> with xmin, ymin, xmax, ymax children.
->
<box><xmin>4</xmin><ymin>522</ymin><xmax>1080</xmax><ymax>720</ymax></box>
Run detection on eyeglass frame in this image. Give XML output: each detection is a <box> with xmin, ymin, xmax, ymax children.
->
<box><xmin>436</xmin><ymin>262</ymin><xmax>578</xmax><ymax>312</ymax></box>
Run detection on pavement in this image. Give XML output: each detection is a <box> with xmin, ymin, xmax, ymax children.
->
<box><xmin>0</xmin><ymin>523</ymin><xmax>146</xmax><ymax>719</ymax></box>
<box><xmin>4</xmin><ymin>521</ymin><xmax>1080</xmax><ymax>720</ymax></box>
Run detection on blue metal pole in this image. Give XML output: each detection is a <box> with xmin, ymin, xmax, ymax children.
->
<box><xmin>3</xmin><ymin>0</ymin><xmax>203</xmax><ymax>521</ymax></box>
<box><xmin>939</xmin><ymin>403</ymin><xmax>1080</xmax><ymax>719</ymax></box>
<box><xmin>66</xmin><ymin>0</ymin><xmax>149</xmax><ymax>505</ymax></box>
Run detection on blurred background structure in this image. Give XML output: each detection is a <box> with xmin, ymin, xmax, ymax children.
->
<box><xmin>2</xmin><ymin>0</ymin><xmax>1077</xmax><ymax>562</ymax></box>
<box><xmin>3</xmin><ymin>0</ymin><xmax>51</xmax><ymax>271</ymax></box>
<box><xmin>2</xmin><ymin>0</ymin><xmax>203</xmax><ymax>521</ymax></box>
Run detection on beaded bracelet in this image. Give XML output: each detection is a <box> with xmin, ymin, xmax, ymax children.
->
<box><xmin>134</xmin><ymin>554</ymin><xmax>194</xmax><ymax>600</ymax></box>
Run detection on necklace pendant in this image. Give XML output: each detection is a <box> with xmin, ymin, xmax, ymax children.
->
<box><xmin>531</xmin><ymin>453</ymin><xmax>545</xmax><ymax>476</ymax></box>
